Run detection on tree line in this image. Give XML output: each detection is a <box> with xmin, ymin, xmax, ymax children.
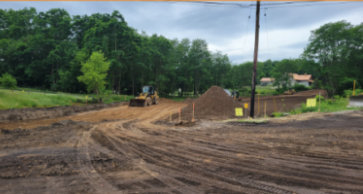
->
<box><xmin>1</xmin><ymin>8</ymin><xmax>361</xmax><ymax>98</ymax></box>
<box><xmin>0</xmin><ymin>8</ymin><xmax>232</xmax><ymax>96</ymax></box>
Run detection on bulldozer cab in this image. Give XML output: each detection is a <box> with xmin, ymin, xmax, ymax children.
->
<box><xmin>142</xmin><ymin>86</ymin><xmax>154</xmax><ymax>95</ymax></box>
<box><xmin>231</xmin><ymin>91</ymin><xmax>240</xmax><ymax>99</ymax></box>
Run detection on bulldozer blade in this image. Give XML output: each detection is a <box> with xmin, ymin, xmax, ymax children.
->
<box><xmin>129</xmin><ymin>99</ymin><xmax>146</xmax><ymax>107</ymax></box>
<box><xmin>348</xmin><ymin>96</ymin><xmax>363</xmax><ymax>108</ymax></box>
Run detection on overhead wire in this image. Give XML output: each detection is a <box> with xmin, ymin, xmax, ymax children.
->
<box><xmin>242</xmin><ymin>3</ymin><xmax>253</xmax><ymax>54</ymax></box>
<box><xmin>159</xmin><ymin>1</ymin><xmax>360</xmax><ymax>9</ymax></box>
<box><xmin>263</xmin><ymin>3</ymin><xmax>271</xmax><ymax>61</ymax></box>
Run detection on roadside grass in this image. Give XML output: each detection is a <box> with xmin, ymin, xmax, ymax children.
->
<box><xmin>271</xmin><ymin>95</ymin><xmax>361</xmax><ymax>118</ymax></box>
<box><xmin>0</xmin><ymin>89</ymin><xmax>133</xmax><ymax>110</ymax></box>
<box><xmin>0</xmin><ymin>90</ymin><xmax>77</xmax><ymax>109</ymax></box>
<box><xmin>255</xmin><ymin>86</ymin><xmax>276</xmax><ymax>97</ymax></box>
<box><xmin>103</xmin><ymin>95</ymin><xmax>133</xmax><ymax>104</ymax></box>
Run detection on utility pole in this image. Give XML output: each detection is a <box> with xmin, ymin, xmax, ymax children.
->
<box><xmin>249</xmin><ymin>1</ymin><xmax>260</xmax><ymax>118</ymax></box>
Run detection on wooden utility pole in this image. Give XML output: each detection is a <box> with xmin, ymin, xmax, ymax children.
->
<box><xmin>249</xmin><ymin>1</ymin><xmax>261</xmax><ymax>118</ymax></box>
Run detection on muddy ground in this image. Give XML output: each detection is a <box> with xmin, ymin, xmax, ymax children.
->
<box><xmin>1</xmin><ymin>96</ymin><xmax>363</xmax><ymax>193</ymax></box>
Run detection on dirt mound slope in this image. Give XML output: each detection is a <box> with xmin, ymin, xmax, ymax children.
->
<box><xmin>173</xmin><ymin>86</ymin><xmax>237</xmax><ymax>120</ymax></box>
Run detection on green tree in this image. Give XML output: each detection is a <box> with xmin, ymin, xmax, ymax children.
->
<box><xmin>0</xmin><ymin>73</ymin><xmax>17</xmax><ymax>89</ymax></box>
<box><xmin>303</xmin><ymin>21</ymin><xmax>354</xmax><ymax>97</ymax></box>
<box><xmin>272</xmin><ymin>59</ymin><xmax>298</xmax><ymax>90</ymax></box>
<box><xmin>78</xmin><ymin>51</ymin><xmax>110</xmax><ymax>103</ymax></box>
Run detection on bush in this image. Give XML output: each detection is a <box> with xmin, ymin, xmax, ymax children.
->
<box><xmin>0</xmin><ymin>73</ymin><xmax>17</xmax><ymax>89</ymax></box>
<box><xmin>293</xmin><ymin>84</ymin><xmax>309</xmax><ymax>92</ymax></box>
<box><xmin>343</xmin><ymin>89</ymin><xmax>363</xmax><ymax>97</ymax></box>
<box><xmin>273</xmin><ymin>87</ymin><xmax>285</xmax><ymax>95</ymax></box>
<box><xmin>315</xmin><ymin>95</ymin><xmax>325</xmax><ymax>102</ymax></box>
<box><xmin>300</xmin><ymin>102</ymin><xmax>318</xmax><ymax>113</ymax></box>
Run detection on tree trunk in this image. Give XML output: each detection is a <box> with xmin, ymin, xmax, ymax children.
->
<box><xmin>118</xmin><ymin>69</ymin><xmax>121</xmax><ymax>95</ymax></box>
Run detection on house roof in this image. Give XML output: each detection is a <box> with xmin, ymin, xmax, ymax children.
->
<box><xmin>260</xmin><ymin>77</ymin><xmax>275</xmax><ymax>82</ymax></box>
<box><xmin>290</xmin><ymin>73</ymin><xmax>313</xmax><ymax>81</ymax></box>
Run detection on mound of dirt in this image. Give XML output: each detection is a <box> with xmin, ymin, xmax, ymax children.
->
<box><xmin>173</xmin><ymin>86</ymin><xmax>238</xmax><ymax>120</ymax></box>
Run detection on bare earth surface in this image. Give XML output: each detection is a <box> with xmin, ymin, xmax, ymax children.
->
<box><xmin>1</xmin><ymin>97</ymin><xmax>363</xmax><ymax>194</ymax></box>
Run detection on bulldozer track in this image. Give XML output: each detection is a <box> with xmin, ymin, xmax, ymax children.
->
<box><xmin>0</xmin><ymin>99</ymin><xmax>363</xmax><ymax>193</ymax></box>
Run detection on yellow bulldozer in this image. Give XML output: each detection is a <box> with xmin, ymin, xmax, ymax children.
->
<box><xmin>231</xmin><ymin>91</ymin><xmax>242</xmax><ymax>101</ymax></box>
<box><xmin>284</xmin><ymin>88</ymin><xmax>297</xmax><ymax>95</ymax></box>
<box><xmin>129</xmin><ymin>85</ymin><xmax>159</xmax><ymax>107</ymax></box>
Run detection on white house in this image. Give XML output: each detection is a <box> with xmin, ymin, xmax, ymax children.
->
<box><xmin>289</xmin><ymin>73</ymin><xmax>314</xmax><ymax>87</ymax></box>
<box><xmin>260</xmin><ymin>78</ymin><xmax>275</xmax><ymax>86</ymax></box>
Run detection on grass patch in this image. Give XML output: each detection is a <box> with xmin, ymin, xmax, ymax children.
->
<box><xmin>0</xmin><ymin>89</ymin><xmax>133</xmax><ymax>110</ymax></box>
<box><xmin>271</xmin><ymin>95</ymin><xmax>361</xmax><ymax>118</ymax></box>
<box><xmin>272</xmin><ymin>112</ymin><xmax>283</xmax><ymax>117</ymax></box>
<box><xmin>164</xmin><ymin>96</ymin><xmax>194</xmax><ymax>102</ymax></box>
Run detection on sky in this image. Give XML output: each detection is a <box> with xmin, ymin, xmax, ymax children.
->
<box><xmin>2</xmin><ymin>1</ymin><xmax>363</xmax><ymax>64</ymax></box>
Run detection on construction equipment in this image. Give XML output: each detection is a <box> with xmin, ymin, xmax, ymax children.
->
<box><xmin>129</xmin><ymin>86</ymin><xmax>159</xmax><ymax>107</ymax></box>
<box><xmin>231</xmin><ymin>91</ymin><xmax>242</xmax><ymax>101</ymax></box>
<box><xmin>348</xmin><ymin>94</ymin><xmax>363</xmax><ymax>107</ymax></box>
<box><xmin>284</xmin><ymin>88</ymin><xmax>297</xmax><ymax>95</ymax></box>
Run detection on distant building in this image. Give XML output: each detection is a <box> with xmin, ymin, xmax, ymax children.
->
<box><xmin>289</xmin><ymin>73</ymin><xmax>314</xmax><ymax>87</ymax></box>
<box><xmin>260</xmin><ymin>73</ymin><xmax>314</xmax><ymax>87</ymax></box>
<box><xmin>260</xmin><ymin>78</ymin><xmax>275</xmax><ymax>86</ymax></box>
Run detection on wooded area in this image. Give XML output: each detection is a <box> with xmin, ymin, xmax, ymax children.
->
<box><xmin>0</xmin><ymin>8</ymin><xmax>362</xmax><ymax>97</ymax></box>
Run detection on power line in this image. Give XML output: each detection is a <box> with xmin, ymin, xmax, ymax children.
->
<box><xmin>242</xmin><ymin>3</ymin><xmax>253</xmax><ymax>54</ymax></box>
<box><xmin>159</xmin><ymin>1</ymin><xmax>360</xmax><ymax>9</ymax></box>
<box><xmin>263</xmin><ymin>3</ymin><xmax>271</xmax><ymax>61</ymax></box>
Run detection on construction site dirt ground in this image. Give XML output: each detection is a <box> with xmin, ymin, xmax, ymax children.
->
<box><xmin>1</xmin><ymin>93</ymin><xmax>363</xmax><ymax>194</ymax></box>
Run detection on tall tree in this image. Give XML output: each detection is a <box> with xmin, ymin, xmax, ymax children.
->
<box><xmin>78</xmin><ymin>51</ymin><xmax>110</xmax><ymax>102</ymax></box>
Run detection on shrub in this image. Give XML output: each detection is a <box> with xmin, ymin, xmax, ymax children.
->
<box><xmin>326</xmin><ymin>99</ymin><xmax>333</xmax><ymax>105</ymax></box>
<box><xmin>0</xmin><ymin>73</ymin><xmax>17</xmax><ymax>89</ymax></box>
<box><xmin>293</xmin><ymin>84</ymin><xmax>309</xmax><ymax>92</ymax></box>
<box><xmin>333</xmin><ymin>95</ymin><xmax>341</xmax><ymax>100</ymax></box>
<box><xmin>315</xmin><ymin>95</ymin><xmax>325</xmax><ymax>102</ymax></box>
<box><xmin>300</xmin><ymin>102</ymin><xmax>318</xmax><ymax>113</ymax></box>
<box><xmin>273</xmin><ymin>87</ymin><xmax>285</xmax><ymax>95</ymax></box>
<box><xmin>272</xmin><ymin>112</ymin><xmax>282</xmax><ymax>117</ymax></box>
<box><xmin>343</xmin><ymin>89</ymin><xmax>363</xmax><ymax>97</ymax></box>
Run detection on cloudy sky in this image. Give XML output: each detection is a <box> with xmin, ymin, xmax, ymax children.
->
<box><xmin>2</xmin><ymin>1</ymin><xmax>363</xmax><ymax>64</ymax></box>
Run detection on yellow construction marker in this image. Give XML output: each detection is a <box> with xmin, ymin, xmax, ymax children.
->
<box><xmin>235</xmin><ymin>108</ymin><xmax>243</xmax><ymax>116</ymax></box>
<box><xmin>306</xmin><ymin>98</ymin><xmax>316</xmax><ymax>107</ymax></box>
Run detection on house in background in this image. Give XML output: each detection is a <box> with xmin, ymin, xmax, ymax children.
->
<box><xmin>289</xmin><ymin>73</ymin><xmax>314</xmax><ymax>87</ymax></box>
<box><xmin>260</xmin><ymin>78</ymin><xmax>275</xmax><ymax>86</ymax></box>
<box><xmin>260</xmin><ymin>73</ymin><xmax>313</xmax><ymax>87</ymax></box>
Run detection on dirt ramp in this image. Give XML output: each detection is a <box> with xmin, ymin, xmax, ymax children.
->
<box><xmin>173</xmin><ymin>86</ymin><xmax>238</xmax><ymax>120</ymax></box>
